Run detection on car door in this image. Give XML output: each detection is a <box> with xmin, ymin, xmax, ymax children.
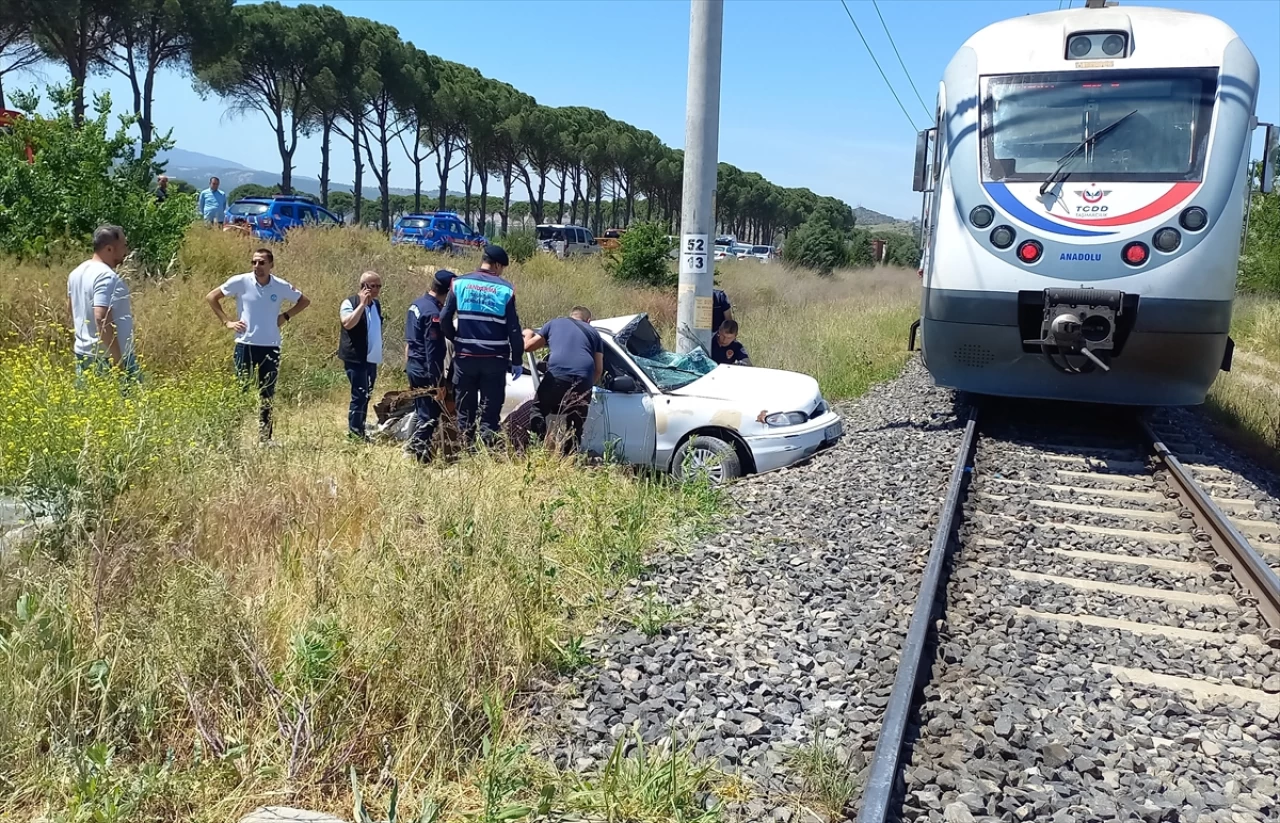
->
<box><xmin>582</xmin><ymin>341</ymin><xmax>657</xmax><ymax>465</ymax></box>
<box><xmin>276</xmin><ymin>204</ymin><xmax>297</xmax><ymax>234</ymax></box>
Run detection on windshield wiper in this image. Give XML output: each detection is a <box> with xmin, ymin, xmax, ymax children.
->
<box><xmin>1039</xmin><ymin>109</ymin><xmax>1139</xmax><ymax>195</ymax></box>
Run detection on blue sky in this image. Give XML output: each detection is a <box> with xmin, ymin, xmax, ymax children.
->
<box><xmin>13</xmin><ymin>0</ymin><xmax>1280</xmax><ymax>218</ymax></box>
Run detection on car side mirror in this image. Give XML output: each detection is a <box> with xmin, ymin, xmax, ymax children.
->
<box><xmin>610</xmin><ymin>375</ymin><xmax>637</xmax><ymax>393</ymax></box>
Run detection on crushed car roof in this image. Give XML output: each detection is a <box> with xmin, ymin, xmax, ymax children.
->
<box><xmin>590</xmin><ymin>314</ymin><xmax>642</xmax><ymax>335</ymax></box>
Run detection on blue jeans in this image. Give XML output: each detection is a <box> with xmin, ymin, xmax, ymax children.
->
<box><xmin>343</xmin><ymin>361</ymin><xmax>379</xmax><ymax>438</ymax></box>
<box><xmin>75</xmin><ymin>352</ymin><xmax>140</xmax><ymax>384</ymax></box>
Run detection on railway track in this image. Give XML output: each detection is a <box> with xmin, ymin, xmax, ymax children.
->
<box><xmin>858</xmin><ymin>403</ymin><xmax>1280</xmax><ymax>823</ymax></box>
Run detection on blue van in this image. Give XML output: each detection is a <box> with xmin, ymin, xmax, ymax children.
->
<box><xmin>226</xmin><ymin>196</ymin><xmax>342</xmax><ymax>242</ymax></box>
<box><xmin>392</xmin><ymin>212</ymin><xmax>486</xmax><ymax>252</ymax></box>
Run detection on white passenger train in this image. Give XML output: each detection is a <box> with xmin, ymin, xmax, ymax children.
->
<box><xmin>915</xmin><ymin>0</ymin><xmax>1277</xmax><ymax>406</ymax></box>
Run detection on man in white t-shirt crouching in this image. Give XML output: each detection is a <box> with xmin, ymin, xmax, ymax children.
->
<box><xmin>68</xmin><ymin>225</ymin><xmax>137</xmax><ymax>379</ymax></box>
<box><xmin>205</xmin><ymin>248</ymin><xmax>311</xmax><ymax>441</ymax></box>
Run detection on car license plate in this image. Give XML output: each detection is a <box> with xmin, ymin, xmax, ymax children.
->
<box><xmin>824</xmin><ymin>421</ymin><xmax>843</xmax><ymax>442</ymax></box>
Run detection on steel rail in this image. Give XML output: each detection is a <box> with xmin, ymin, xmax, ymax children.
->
<box><xmin>1142</xmin><ymin>419</ymin><xmax>1280</xmax><ymax>631</ymax></box>
<box><xmin>858</xmin><ymin>408</ymin><xmax>979</xmax><ymax>823</ymax></box>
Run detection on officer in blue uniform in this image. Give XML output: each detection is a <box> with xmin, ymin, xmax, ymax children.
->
<box><xmin>440</xmin><ymin>245</ymin><xmax>523</xmax><ymax>446</ymax></box>
<box><xmin>712</xmin><ymin>319</ymin><xmax>752</xmax><ymax>366</ymax></box>
<box><xmin>712</xmin><ymin>287</ymin><xmax>733</xmax><ymax>333</ymax></box>
<box><xmin>404</xmin><ymin>269</ymin><xmax>454</xmax><ymax>460</ymax></box>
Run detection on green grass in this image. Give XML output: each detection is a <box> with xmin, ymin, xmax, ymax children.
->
<box><xmin>1206</xmin><ymin>295</ymin><xmax>1280</xmax><ymax>450</ymax></box>
<box><xmin>0</xmin><ymin>228</ymin><xmax>920</xmax><ymax>821</ymax></box>
<box><xmin>786</xmin><ymin>736</ymin><xmax>858</xmax><ymax>820</ymax></box>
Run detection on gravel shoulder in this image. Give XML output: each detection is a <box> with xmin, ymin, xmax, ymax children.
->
<box><xmin>527</xmin><ymin>359</ymin><xmax>965</xmax><ymax>820</ymax></box>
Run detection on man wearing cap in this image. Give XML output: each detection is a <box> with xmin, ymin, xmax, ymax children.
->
<box><xmin>404</xmin><ymin>269</ymin><xmax>455</xmax><ymax>460</ymax></box>
<box><xmin>440</xmin><ymin>244</ymin><xmax>523</xmax><ymax>447</ymax></box>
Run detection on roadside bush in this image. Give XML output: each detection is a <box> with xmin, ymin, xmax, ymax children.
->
<box><xmin>0</xmin><ymin>344</ymin><xmax>248</xmax><ymax>519</ymax></box>
<box><xmin>783</xmin><ymin>218</ymin><xmax>849</xmax><ymax>276</ymax></box>
<box><xmin>608</xmin><ymin>221</ymin><xmax>675</xmax><ymax>287</ymax></box>
<box><xmin>1240</xmin><ymin>193</ymin><xmax>1279</xmax><ymax>295</ymax></box>
<box><xmin>0</xmin><ymin>86</ymin><xmax>195</xmax><ymax>274</ymax></box>
<box><xmin>501</xmin><ymin>228</ymin><xmax>537</xmax><ymax>263</ymax></box>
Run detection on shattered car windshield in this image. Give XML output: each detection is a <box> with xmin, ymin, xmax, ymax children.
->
<box><xmin>627</xmin><ymin>340</ymin><xmax>717</xmax><ymax>391</ymax></box>
<box><xmin>615</xmin><ymin>314</ymin><xmax>718</xmax><ymax>391</ymax></box>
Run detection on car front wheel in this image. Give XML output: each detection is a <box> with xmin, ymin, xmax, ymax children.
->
<box><xmin>673</xmin><ymin>435</ymin><xmax>742</xmax><ymax>485</ymax></box>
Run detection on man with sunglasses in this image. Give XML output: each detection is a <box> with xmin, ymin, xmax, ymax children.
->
<box><xmin>206</xmin><ymin>248</ymin><xmax>311</xmax><ymax>441</ymax></box>
<box><xmin>338</xmin><ymin>271</ymin><xmax>385</xmax><ymax>441</ymax></box>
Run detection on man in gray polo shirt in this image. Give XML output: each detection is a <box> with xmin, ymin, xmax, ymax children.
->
<box><xmin>206</xmin><ymin>248</ymin><xmax>311</xmax><ymax>441</ymax></box>
<box><xmin>67</xmin><ymin>225</ymin><xmax>137</xmax><ymax>379</ymax></box>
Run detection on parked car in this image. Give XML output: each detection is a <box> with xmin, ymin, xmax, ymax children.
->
<box><xmin>392</xmin><ymin>211</ymin><xmax>486</xmax><ymax>252</ymax></box>
<box><xmin>536</xmin><ymin>224</ymin><xmax>602</xmax><ymax>258</ymax></box>
<box><xmin>598</xmin><ymin>228</ymin><xmax>627</xmax><ymax>251</ymax></box>
<box><xmin>749</xmin><ymin>245</ymin><xmax>774</xmax><ymax>262</ymax></box>
<box><xmin>226</xmin><ymin>196</ymin><xmax>342</xmax><ymax>242</ymax></box>
<box><xmin>379</xmin><ymin>314</ymin><xmax>843</xmax><ymax>484</ymax></box>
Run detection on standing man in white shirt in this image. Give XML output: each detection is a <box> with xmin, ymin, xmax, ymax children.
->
<box><xmin>67</xmin><ymin>225</ymin><xmax>137</xmax><ymax>379</ymax></box>
<box><xmin>205</xmin><ymin>248</ymin><xmax>311</xmax><ymax>441</ymax></box>
<box><xmin>337</xmin><ymin>271</ymin><xmax>384</xmax><ymax>441</ymax></box>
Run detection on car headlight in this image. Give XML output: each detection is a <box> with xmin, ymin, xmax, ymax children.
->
<box><xmin>764</xmin><ymin>411</ymin><xmax>808</xmax><ymax>427</ymax></box>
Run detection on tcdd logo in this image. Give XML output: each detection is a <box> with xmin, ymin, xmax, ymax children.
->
<box><xmin>1075</xmin><ymin>188</ymin><xmax>1111</xmax><ymax>204</ymax></box>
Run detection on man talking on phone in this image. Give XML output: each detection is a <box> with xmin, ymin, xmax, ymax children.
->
<box><xmin>337</xmin><ymin>271</ymin><xmax>384</xmax><ymax>441</ymax></box>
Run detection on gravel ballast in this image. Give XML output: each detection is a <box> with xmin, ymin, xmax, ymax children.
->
<box><xmin>903</xmin><ymin>416</ymin><xmax>1280</xmax><ymax>823</ymax></box>
<box><xmin>528</xmin><ymin>360</ymin><xmax>965</xmax><ymax>817</ymax></box>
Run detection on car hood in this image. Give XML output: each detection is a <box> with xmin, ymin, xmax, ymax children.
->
<box><xmin>670</xmin><ymin>365</ymin><xmax>821</xmax><ymax>410</ymax></box>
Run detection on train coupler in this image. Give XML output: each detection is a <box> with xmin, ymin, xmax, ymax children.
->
<box><xmin>1023</xmin><ymin>288</ymin><xmax>1125</xmax><ymax>374</ymax></box>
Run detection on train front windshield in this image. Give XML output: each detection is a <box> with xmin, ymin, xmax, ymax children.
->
<box><xmin>981</xmin><ymin>69</ymin><xmax>1217</xmax><ymax>183</ymax></box>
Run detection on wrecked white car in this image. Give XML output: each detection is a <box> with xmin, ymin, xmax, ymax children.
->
<box><xmin>379</xmin><ymin>314</ymin><xmax>843</xmax><ymax>483</ymax></box>
<box><xmin>533</xmin><ymin>314</ymin><xmax>843</xmax><ymax>481</ymax></box>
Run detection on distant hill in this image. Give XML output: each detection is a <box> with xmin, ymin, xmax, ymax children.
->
<box><xmin>853</xmin><ymin>205</ymin><xmax>909</xmax><ymax>228</ymax></box>
<box><xmin>157</xmin><ymin>148</ymin><xmax>462</xmax><ymax>200</ymax></box>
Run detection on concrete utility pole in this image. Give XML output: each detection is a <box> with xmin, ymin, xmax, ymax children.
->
<box><xmin>676</xmin><ymin>0</ymin><xmax>724</xmax><ymax>354</ymax></box>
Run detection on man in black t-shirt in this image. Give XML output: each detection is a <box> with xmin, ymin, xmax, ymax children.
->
<box><xmin>523</xmin><ymin>306</ymin><xmax>604</xmax><ymax>453</ymax></box>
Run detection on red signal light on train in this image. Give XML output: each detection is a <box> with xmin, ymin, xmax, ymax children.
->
<box><xmin>1122</xmin><ymin>242</ymin><xmax>1150</xmax><ymax>266</ymax></box>
<box><xmin>1017</xmin><ymin>240</ymin><xmax>1043</xmax><ymax>263</ymax></box>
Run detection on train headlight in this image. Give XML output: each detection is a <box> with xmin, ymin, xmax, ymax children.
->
<box><xmin>1017</xmin><ymin>240</ymin><xmax>1043</xmax><ymax>264</ymax></box>
<box><xmin>1068</xmin><ymin>36</ymin><xmax>1092</xmax><ymax>58</ymax></box>
<box><xmin>990</xmin><ymin>225</ymin><xmax>1016</xmax><ymax>249</ymax></box>
<box><xmin>1153</xmin><ymin>228</ymin><xmax>1182</xmax><ymax>253</ymax></box>
<box><xmin>1122</xmin><ymin>241</ymin><xmax>1149</xmax><ymax>266</ymax></box>
<box><xmin>1179</xmin><ymin>207</ymin><xmax>1208</xmax><ymax>232</ymax></box>
<box><xmin>1101</xmin><ymin>35</ymin><xmax>1126</xmax><ymax>56</ymax></box>
<box><xmin>970</xmin><ymin>206</ymin><xmax>994</xmax><ymax>229</ymax></box>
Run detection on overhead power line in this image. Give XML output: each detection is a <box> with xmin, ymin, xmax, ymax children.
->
<box><xmin>871</xmin><ymin>0</ymin><xmax>933</xmax><ymax>120</ymax></box>
<box><xmin>838</xmin><ymin>0</ymin><xmax>922</xmax><ymax>132</ymax></box>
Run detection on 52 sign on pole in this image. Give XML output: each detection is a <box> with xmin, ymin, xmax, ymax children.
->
<box><xmin>681</xmin><ymin>233</ymin><xmax>709</xmax><ymax>276</ymax></box>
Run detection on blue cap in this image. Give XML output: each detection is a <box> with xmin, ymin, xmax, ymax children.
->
<box><xmin>434</xmin><ymin>269</ymin><xmax>456</xmax><ymax>288</ymax></box>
